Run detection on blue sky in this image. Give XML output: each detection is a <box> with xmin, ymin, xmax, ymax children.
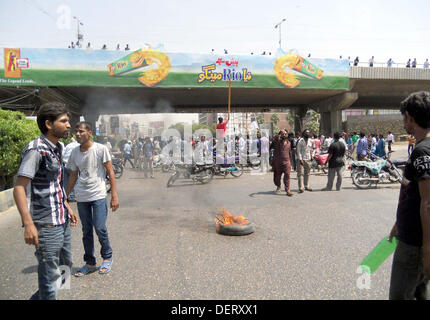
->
<box><xmin>1</xmin><ymin>0</ymin><xmax>429</xmax><ymax>65</ymax></box>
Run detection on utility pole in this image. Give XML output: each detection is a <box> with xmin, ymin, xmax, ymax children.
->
<box><xmin>274</xmin><ymin>18</ymin><xmax>286</xmax><ymax>49</ymax></box>
<box><xmin>73</xmin><ymin>16</ymin><xmax>84</xmax><ymax>48</ymax></box>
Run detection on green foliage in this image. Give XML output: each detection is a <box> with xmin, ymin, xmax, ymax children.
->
<box><xmin>168</xmin><ymin>123</ymin><xmax>215</xmax><ymax>139</ymax></box>
<box><xmin>270</xmin><ymin>113</ymin><xmax>280</xmax><ymax>125</ymax></box>
<box><xmin>285</xmin><ymin>112</ymin><xmax>294</xmax><ymax>130</ymax></box>
<box><xmin>0</xmin><ymin>108</ymin><xmax>41</xmax><ymax>190</ymax></box>
<box><xmin>304</xmin><ymin>110</ymin><xmax>321</xmax><ymax>135</ymax></box>
<box><xmin>256</xmin><ymin>115</ymin><xmax>265</xmax><ymax>125</ymax></box>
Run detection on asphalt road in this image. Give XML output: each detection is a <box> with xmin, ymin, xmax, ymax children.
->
<box><xmin>0</xmin><ymin>143</ymin><xmax>410</xmax><ymax>300</ymax></box>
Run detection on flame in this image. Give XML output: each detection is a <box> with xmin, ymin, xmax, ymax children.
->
<box><xmin>214</xmin><ymin>208</ymin><xmax>249</xmax><ymax>231</ymax></box>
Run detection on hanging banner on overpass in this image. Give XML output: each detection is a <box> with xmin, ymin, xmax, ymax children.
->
<box><xmin>0</xmin><ymin>47</ymin><xmax>349</xmax><ymax>89</ymax></box>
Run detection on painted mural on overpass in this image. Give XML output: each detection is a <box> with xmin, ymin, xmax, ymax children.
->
<box><xmin>1</xmin><ymin>47</ymin><xmax>349</xmax><ymax>89</ymax></box>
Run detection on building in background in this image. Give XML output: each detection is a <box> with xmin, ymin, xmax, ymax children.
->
<box><xmin>97</xmin><ymin>113</ymin><xmax>198</xmax><ymax>138</ymax></box>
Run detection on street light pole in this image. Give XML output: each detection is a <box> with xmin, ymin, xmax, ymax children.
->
<box><xmin>73</xmin><ymin>16</ymin><xmax>84</xmax><ymax>48</ymax></box>
<box><xmin>274</xmin><ymin>18</ymin><xmax>286</xmax><ymax>49</ymax></box>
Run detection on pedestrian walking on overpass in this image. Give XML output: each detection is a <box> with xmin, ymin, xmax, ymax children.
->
<box><xmin>13</xmin><ymin>102</ymin><xmax>78</xmax><ymax>300</ymax></box>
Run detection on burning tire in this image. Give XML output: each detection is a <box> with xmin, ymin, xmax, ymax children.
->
<box><xmin>216</xmin><ymin>221</ymin><xmax>256</xmax><ymax>236</ymax></box>
<box><xmin>214</xmin><ymin>208</ymin><xmax>255</xmax><ymax>236</ymax></box>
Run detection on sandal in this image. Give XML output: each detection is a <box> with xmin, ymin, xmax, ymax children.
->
<box><xmin>99</xmin><ymin>257</ymin><xmax>113</xmax><ymax>274</ymax></box>
<box><xmin>74</xmin><ymin>264</ymin><xmax>98</xmax><ymax>277</ymax></box>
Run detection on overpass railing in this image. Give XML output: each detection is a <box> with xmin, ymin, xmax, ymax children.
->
<box><xmin>349</xmin><ymin>66</ymin><xmax>430</xmax><ymax>80</ymax></box>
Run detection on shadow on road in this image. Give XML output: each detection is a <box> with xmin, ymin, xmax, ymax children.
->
<box><xmin>22</xmin><ymin>265</ymin><xmax>37</xmax><ymax>274</ymax></box>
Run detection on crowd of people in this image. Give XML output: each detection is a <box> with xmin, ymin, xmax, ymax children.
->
<box><xmin>11</xmin><ymin>91</ymin><xmax>430</xmax><ymax>300</ymax></box>
<box><xmin>352</xmin><ymin>56</ymin><xmax>430</xmax><ymax>68</ymax></box>
<box><xmin>111</xmin><ymin>124</ymin><xmax>413</xmax><ymax>198</ymax></box>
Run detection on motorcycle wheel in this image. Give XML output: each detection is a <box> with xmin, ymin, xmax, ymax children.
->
<box><xmin>352</xmin><ymin>170</ymin><xmax>372</xmax><ymax>189</ymax></box>
<box><xmin>198</xmin><ymin>169</ymin><xmax>214</xmax><ymax>184</ymax></box>
<box><xmin>230</xmin><ymin>164</ymin><xmax>244</xmax><ymax>177</ymax></box>
<box><xmin>167</xmin><ymin>173</ymin><xmax>177</xmax><ymax>187</ymax></box>
<box><xmin>250</xmin><ymin>161</ymin><xmax>261</xmax><ymax>170</ymax></box>
<box><xmin>162</xmin><ymin>164</ymin><xmax>170</xmax><ymax>172</ymax></box>
<box><xmin>114</xmin><ymin>165</ymin><xmax>124</xmax><ymax>179</ymax></box>
<box><xmin>388</xmin><ymin>169</ymin><xmax>402</xmax><ymax>183</ymax></box>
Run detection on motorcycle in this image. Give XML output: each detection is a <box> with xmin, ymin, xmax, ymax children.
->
<box><xmin>213</xmin><ymin>155</ymin><xmax>244</xmax><ymax>178</ymax></box>
<box><xmin>167</xmin><ymin>161</ymin><xmax>214</xmax><ymax>187</ymax></box>
<box><xmin>310</xmin><ymin>152</ymin><xmax>329</xmax><ymax>174</ymax></box>
<box><xmin>152</xmin><ymin>152</ymin><xmax>165</xmax><ymax>169</ymax></box>
<box><xmin>112</xmin><ymin>155</ymin><xmax>124</xmax><ymax>179</ymax></box>
<box><xmin>351</xmin><ymin>156</ymin><xmax>403</xmax><ymax>189</ymax></box>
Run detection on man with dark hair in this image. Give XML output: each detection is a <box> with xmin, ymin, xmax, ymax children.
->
<box><xmin>296</xmin><ymin>129</ymin><xmax>314</xmax><ymax>192</ymax></box>
<box><xmin>13</xmin><ymin>102</ymin><xmax>79</xmax><ymax>300</ymax></box>
<box><xmin>322</xmin><ymin>132</ymin><xmax>346</xmax><ymax>191</ymax></box>
<box><xmin>388</xmin><ymin>91</ymin><xmax>430</xmax><ymax>300</ymax></box>
<box><xmin>356</xmin><ymin>132</ymin><xmax>368</xmax><ymax>161</ymax></box>
<box><xmin>216</xmin><ymin>113</ymin><xmax>230</xmax><ymax>139</ymax></box>
<box><xmin>387</xmin><ymin>131</ymin><xmax>395</xmax><ymax>153</ymax></box>
<box><xmin>271</xmin><ymin>129</ymin><xmax>293</xmax><ymax>196</ymax></box>
<box><xmin>375</xmin><ymin>134</ymin><xmax>386</xmax><ymax>158</ymax></box>
<box><xmin>66</xmin><ymin>121</ymin><xmax>119</xmax><ymax>276</ymax></box>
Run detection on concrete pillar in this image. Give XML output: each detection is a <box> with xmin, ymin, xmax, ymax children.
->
<box><xmin>82</xmin><ymin>113</ymin><xmax>100</xmax><ymax>134</ymax></box>
<box><xmin>312</xmin><ymin>92</ymin><xmax>358</xmax><ymax>136</ymax></box>
<box><xmin>290</xmin><ymin>106</ymin><xmax>308</xmax><ymax>136</ymax></box>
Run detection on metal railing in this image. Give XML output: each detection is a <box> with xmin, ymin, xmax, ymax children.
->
<box><xmin>349</xmin><ymin>61</ymin><xmax>429</xmax><ymax>69</ymax></box>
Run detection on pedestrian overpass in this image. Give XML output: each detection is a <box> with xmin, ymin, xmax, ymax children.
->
<box><xmin>1</xmin><ymin>47</ymin><xmax>430</xmax><ymax>134</ymax></box>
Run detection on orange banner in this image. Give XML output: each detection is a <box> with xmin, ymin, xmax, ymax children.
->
<box><xmin>4</xmin><ymin>48</ymin><xmax>21</xmax><ymax>78</ymax></box>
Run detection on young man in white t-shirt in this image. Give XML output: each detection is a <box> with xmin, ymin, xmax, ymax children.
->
<box><xmin>66</xmin><ymin>122</ymin><xmax>119</xmax><ymax>276</ymax></box>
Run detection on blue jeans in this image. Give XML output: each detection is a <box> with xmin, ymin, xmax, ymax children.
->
<box><xmin>77</xmin><ymin>198</ymin><xmax>112</xmax><ymax>266</ymax></box>
<box><xmin>34</xmin><ymin>220</ymin><xmax>72</xmax><ymax>300</ymax></box>
<box><xmin>124</xmin><ymin>154</ymin><xmax>134</xmax><ymax>168</ymax></box>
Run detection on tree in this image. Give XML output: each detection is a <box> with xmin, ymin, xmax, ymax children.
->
<box><xmin>285</xmin><ymin>112</ymin><xmax>294</xmax><ymax>132</ymax></box>
<box><xmin>256</xmin><ymin>115</ymin><xmax>265</xmax><ymax>125</ymax></box>
<box><xmin>304</xmin><ymin>110</ymin><xmax>321</xmax><ymax>136</ymax></box>
<box><xmin>270</xmin><ymin>113</ymin><xmax>280</xmax><ymax>126</ymax></box>
<box><xmin>0</xmin><ymin>108</ymin><xmax>41</xmax><ymax>190</ymax></box>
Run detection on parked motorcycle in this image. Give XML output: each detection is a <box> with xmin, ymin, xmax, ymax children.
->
<box><xmin>351</xmin><ymin>157</ymin><xmax>403</xmax><ymax>189</ymax></box>
<box><xmin>167</xmin><ymin>161</ymin><xmax>214</xmax><ymax>187</ymax></box>
<box><xmin>311</xmin><ymin>153</ymin><xmax>329</xmax><ymax>174</ymax></box>
<box><xmin>213</xmin><ymin>155</ymin><xmax>244</xmax><ymax>178</ymax></box>
<box><xmin>112</xmin><ymin>155</ymin><xmax>124</xmax><ymax>179</ymax></box>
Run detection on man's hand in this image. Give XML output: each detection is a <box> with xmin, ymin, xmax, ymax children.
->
<box><xmin>111</xmin><ymin>196</ymin><xmax>119</xmax><ymax>212</ymax></box>
<box><xmin>24</xmin><ymin>223</ymin><xmax>39</xmax><ymax>249</ymax></box>
<box><xmin>69</xmin><ymin>209</ymin><xmax>79</xmax><ymax>227</ymax></box>
<box><xmin>388</xmin><ymin>223</ymin><xmax>397</xmax><ymax>242</ymax></box>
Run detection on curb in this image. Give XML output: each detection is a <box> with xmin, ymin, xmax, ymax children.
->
<box><xmin>0</xmin><ymin>188</ymin><xmax>16</xmax><ymax>215</ymax></box>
